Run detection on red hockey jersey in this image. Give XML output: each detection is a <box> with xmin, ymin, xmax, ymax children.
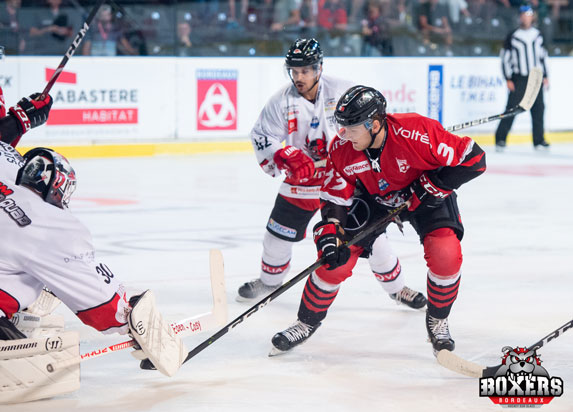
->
<box><xmin>321</xmin><ymin>113</ymin><xmax>486</xmax><ymax>207</ymax></box>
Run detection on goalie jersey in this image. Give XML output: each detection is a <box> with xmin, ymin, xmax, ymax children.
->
<box><xmin>0</xmin><ymin>141</ymin><xmax>129</xmax><ymax>333</ymax></box>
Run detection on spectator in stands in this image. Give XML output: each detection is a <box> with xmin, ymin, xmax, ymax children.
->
<box><xmin>245</xmin><ymin>0</ymin><xmax>275</xmax><ymax>31</ymax></box>
<box><xmin>361</xmin><ymin>0</ymin><xmax>393</xmax><ymax>55</ymax></box>
<box><xmin>82</xmin><ymin>5</ymin><xmax>135</xmax><ymax>56</ymax></box>
<box><xmin>417</xmin><ymin>0</ymin><xmax>453</xmax><ymax>51</ymax></box>
<box><xmin>229</xmin><ymin>0</ymin><xmax>249</xmax><ymax>24</ymax></box>
<box><xmin>271</xmin><ymin>0</ymin><xmax>303</xmax><ymax>31</ymax></box>
<box><xmin>0</xmin><ymin>0</ymin><xmax>25</xmax><ymax>55</ymax></box>
<box><xmin>441</xmin><ymin>0</ymin><xmax>471</xmax><ymax>29</ymax></box>
<box><xmin>176</xmin><ymin>21</ymin><xmax>193</xmax><ymax>56</ymax></box>
<box><xmin>318</xmin><ymin>0</ymin><xmax>348</xmax><ymax>31</ymax></box>
<box><xmin>300</xmin><ymin>0</ymin><xmax>319</xmax><ymax>32</ymax></box>
<box><xmin>29</xmin><ymin>0</ymin><xmax>73</xmax><ymax>55</ymax></box>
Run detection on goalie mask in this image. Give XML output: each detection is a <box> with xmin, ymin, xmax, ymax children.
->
<box><xmin>16</xmin><ymin>147</ymin><xmax>77</xmax><ymax>209</ymax></box>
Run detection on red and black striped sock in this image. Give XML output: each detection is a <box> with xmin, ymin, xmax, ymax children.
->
<box><xmin>426</xmin><ymin>273</ymin><xmax>461</xmax><ymax>319</ymax></box>
<box><xmin>297</xmin><ymin>274</ymin><xmax>339</xmax><ymax>326</ymax></box>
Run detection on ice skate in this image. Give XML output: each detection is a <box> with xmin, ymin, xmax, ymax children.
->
<box><xmin>236</xmin><ymin>279</ymin><xmax>281</xmax><ymax>302</ymax></box>
<box><xmin>426</xmin><ymin>311</ymin><xmax>455</xmax><ymax>355</ymax></box>
<box><xmin>390</xmin><ymin>286</ymin><xmax>427</xmax><ymax>310</ymax></box>
<box><xmin>269</xmin><ymin>320</ymin><xmax>321</xmax><ymax>356</ymax></box>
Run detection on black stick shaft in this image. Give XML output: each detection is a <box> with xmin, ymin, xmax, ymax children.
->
<box><xmin>482</xmin><ymin>318</ymin><xmax>573</xmax><ymax>377</ymax></box>
<box><xmin>446</xmin><ymin>106</ymin><xmax>524</xmax><ymax>132</ymax></box>
<box><xmin>182</xmin><ymin>203</ymin><xmax>407</xmax><ymax>364</ymax></box>
<box><xmin>528</xmin><ymin>318</ymin><xmax>573</xmax><ymax>350</ymax></box>
<box><xmin>39</xmin><ymin>0</ymin><xmax>107</xmax><ymax>100</ymax></box>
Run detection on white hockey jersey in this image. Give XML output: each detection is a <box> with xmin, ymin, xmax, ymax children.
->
<box><xmin>0</xmin><ymin>142</ymin><xmax>126</xmax><ymax>329</ymax></box>
<box><xmin>251</xmin><ymin>75</ymin><xmax>353</xmax><ymax>199</ymax></box>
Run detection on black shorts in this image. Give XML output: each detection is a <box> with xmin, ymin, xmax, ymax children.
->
<box><xmin>266</xmin><ymin>195</ymin><xmax>318</xmax><ymax>242</ymax></box>
<box><xmin>342</xmin><ymin>191</ymin><xmax>464</xmax><ymax>256</ymax></box>
<box><xmin>405</xmin><ymin>192</ymin><xmax>465</xmax><ymax>242</ymax></box>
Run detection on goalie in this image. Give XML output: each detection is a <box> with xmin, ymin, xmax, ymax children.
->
<box><xmin>0</xmin><ymin>142</ymin><xmax>186</xmax><ymax>404</ymax></box>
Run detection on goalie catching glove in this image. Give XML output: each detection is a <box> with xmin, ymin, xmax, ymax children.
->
<box><xmin>128</xmin><ymin>290</ymin><xmax>187</xmax><ymax>377</ymax></box>
<box><xmin>313</xmin><ymin>221</ymin><xmax>350</xmax><ymax>270</ymax></box>
<box><xmin>407</xmin><ymin>171</ymin><xmax>453</xmax><ymax>212</ymax></box>
<box><xmin>273</xmin><ymin>146</ymin><xmax>315</xmax><ymax>180</ymax></box>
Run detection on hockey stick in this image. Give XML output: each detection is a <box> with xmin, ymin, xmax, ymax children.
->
<box><xmin>446</xmin><ymin>67</ymin><xmax>543</xmax><ymax>132</ymax></box>
<box><xmin>436</xmin><ymin>317</ymin><xmax>573</xmax><ymax>378</ymax></box>
<box><xmin>39</xmin><ymin>0</ymin><xmax>107</xmax><ymax>100</ymax></box>
<box><xmin>47</xmin><ymin>249</ymin><xmax>227</xmax><ymax>372</ymax></box>
<box><xmin>152</xmin><ymin>203</ymin><xmax>408</xmax><ymax>368</ymax></box>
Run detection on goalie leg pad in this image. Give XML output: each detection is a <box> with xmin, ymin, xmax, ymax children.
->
<box><xmin>128</xmin><ymin>290</ymin><xmax>186</xmax><ymax>377</ymax></box>
<box><xmin>0</xmin><ymin>331</ymin><xmax>80</xmax><ymax>404</ymax></box>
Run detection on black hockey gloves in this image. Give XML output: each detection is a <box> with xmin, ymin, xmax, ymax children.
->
<box><xmin>407</xmin><ymin>171</ymin><xmax>453</xmax><ymax>212</ymax></box>
<box><xmin>9</xmin><ymin>93</ymin><xmax>53</xmax><ymax>136</ymax></box>
<box><xmin>313</xmin><ymin>221</ymin><xmax>350</xmax><ymax>270</ymax></box>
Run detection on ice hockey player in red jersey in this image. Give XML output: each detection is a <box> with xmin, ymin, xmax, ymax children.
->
<box><xmin>0</xmin><ymin>86</ymin><xmax>52</xmax><ymax>147</ymax></box>
<box><xmin>271</xmin><ymin>85</ymin><xmax>486</xmax><ymax>356</ymax></box>
<box><xmin>238</xmin><ymin>39</ymin><xmax>426</xmax><ymax>312</ymax></box>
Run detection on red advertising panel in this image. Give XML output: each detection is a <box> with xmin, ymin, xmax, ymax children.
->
<box><xmin>196</xmin><ymin>69</ymin><xmax>238</xmax><ymax>131</ymax></box>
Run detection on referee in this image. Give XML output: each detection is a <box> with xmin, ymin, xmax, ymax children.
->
<box><xmin>495</xmin><ymin>4</ymin><xmax>550</xmax><ymax>151</ymax></box>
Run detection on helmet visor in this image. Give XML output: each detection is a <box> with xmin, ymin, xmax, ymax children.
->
<box><xmin>285</xmin><ymin>63</ymin><xmax>320</xmax><ymax>81</ymax></box>
<box><xmin>337</xmin><ymin>120</ymin><xmax>371</xmax><ymax>141</ymax></box>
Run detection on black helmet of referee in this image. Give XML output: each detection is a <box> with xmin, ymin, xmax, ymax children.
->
<box><xmin>285</xmin><ymin>38</ymin><xmax>323</xmax><ymax>68</ymax></box>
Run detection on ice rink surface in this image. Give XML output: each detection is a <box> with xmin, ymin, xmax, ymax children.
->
<box><xmin>6</xmin><ymin>143</ymin><xmax>573</xmax><ymax>412</ymax></box>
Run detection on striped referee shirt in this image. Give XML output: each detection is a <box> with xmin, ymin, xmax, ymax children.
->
<box><xmin>501</xmin><ymin>26</ymin><xmax>548</xmax><ymax>80</ymax></box>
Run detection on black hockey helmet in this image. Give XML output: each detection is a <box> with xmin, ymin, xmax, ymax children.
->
<box><xmin>334</xmin><ymin>85</ymin><xmax>387</xmax><ymax>128</ymax></box>
<box><xmin>285</xmin><ymin>38</ymin><xmax>323</xmax><ymax>68</ymax></box>
<box><xmin>16</xmin><ymin>147</ymin><xmax>77</xmax><ymax>209</ymax></box>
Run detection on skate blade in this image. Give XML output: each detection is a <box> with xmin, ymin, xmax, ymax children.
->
<box><xmin>268</xmin><ymin>346</ymin><xmax>288</xmax><ymax>357</ymax></box>
<box><xmin>235</xmin><ymin>295</ymin><xmax>257</xmax><ymax>303</ymax></box>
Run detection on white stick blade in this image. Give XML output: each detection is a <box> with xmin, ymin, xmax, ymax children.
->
<box><xmin>209</xmin><ymin>249</ymin><xmax>228</xmax><ymax>324</ymax></box>
<box><xmin>436</xmin><ymin>350</ymin><xmax>485</xmax><ymax>378</ymax></box>
<box><xmin>518</xmin><ymin>67</ymin><xmax>543</xmax><ymax>111</ymax></box>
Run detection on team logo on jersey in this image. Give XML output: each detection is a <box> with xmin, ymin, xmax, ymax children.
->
<box><xmin>310</xmin><ymin>116</ymin><xmax>319</xmax><ymax>129</ymax></box>
<box><xmin>479</xmin><ymin>346</ymin><xmax>564</xmax><ymax>408</ymax></box>
<box><xmin>305</xmin><ymin>134</ymin><xmax>327</xmax><ymax>160</ymax></box>
<box><xmin>396</xmin><ymin>159</ymin><xmax>410</xmax><ymax>173</ymax></box>
<box><xmin>0</xmin><ymin>181</ymin><xmax>31</xmax><ymax>226</ymax></box>
<box><xmin>378</xmin><ymin>178</ymin><xmax>389</xmax><ymax>191</ymax></box>
<box><xmin>197</xmin><ymin>69</ymin><xmax>238</xmax><ymax>130</ymax></box>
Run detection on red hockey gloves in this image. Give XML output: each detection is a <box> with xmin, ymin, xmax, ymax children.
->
<box><xmin>313</xmin><ymin>221</ymin><xmax>351</xmax><ymax>270</ymax></box>
<box><xmin>407</xmin><ymin>171</ymin><xmax>453</xmax><ymax>212</ymax></box>
<box><xmin>273</xmin><ymin>146</ymin><xmax>315</xmax><ymax>180</ymax></box>
<box><xmin>9</xmin><ymin>93</ymin><xmax>53</xmax><ymax>136</ymax></box>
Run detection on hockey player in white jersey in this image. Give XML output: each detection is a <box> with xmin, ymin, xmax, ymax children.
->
<box><xmin>237</xmin><ymin>38</ymin><xmax>426</xmax><ymax>311</ymax></box>
<box><xmin>0</xmin><ymin>144</ymin><xmax>186</xmax><ymax>402</ymax></box>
